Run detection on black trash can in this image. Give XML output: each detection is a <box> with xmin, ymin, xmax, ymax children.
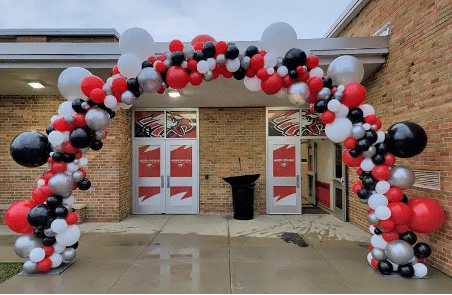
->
<box><xmin>222</xmin><ymin>174</ymin><xmax>260</xmax><ymax>220</ymax></box>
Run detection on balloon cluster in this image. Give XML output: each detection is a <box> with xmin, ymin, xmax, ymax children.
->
<box><xmin>5</xmin><ymin>24</ymin><xmax>446</xmax><ymax>277</ymax></box>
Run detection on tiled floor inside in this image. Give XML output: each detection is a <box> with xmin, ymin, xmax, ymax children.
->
<box><xmin>0</xmin><ymin>214</ymin><xmax>451</xmax><ymax>293</ymax></box>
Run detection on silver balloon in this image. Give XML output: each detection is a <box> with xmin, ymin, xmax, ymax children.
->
<box><xmin>372</xmin><ymin>247</ymin><xmax>387</xmax><ymax>261</ymax></box>
<box><xmin>350</xmin><ymin>124</ymin><xmax>366</xmax><ymax>139</ymax></box>
<box><xmin>204</xmin><ymin>70</ymin><xmax>213</xmax><ymax>81</ymax></box>
<box><xmin>388</xmin><ymin>165</ymin><xmax>415</xmax><ymax>189</ymax></box>
<box><xmin>14</xmin><ymin>235</ymin><xmax>42</xmax><ymax>258</ymax></box>
<box><xmin>102</xmin><ymin>84</ymin><xmax>113</xmax><ymax>95</ymax></box>
<box><xmin>72</xmin><ymin>171</ymin><xmax>84</xmax><ymax>182</ymax></box>
<box><xmin>240</xmin><ymin>56</ymin><xmax>251</xmax><ymax>70</ymax></box>
<box><xmin>121</xmin><ymin>90</ymin><xmax>135</xmax><ymax>105</ymax></box>
<box><xmin>367</xmin><ymin>212</ymin><xmax>379</xmax><ymax>224</ymax></box>
<box><xmin>65</xmin><ymin>115</ymin><xmax>74</xmax><ymax>124</ymax></box>
<box><xmin>362</xmin><ymin>146</ymin><xmax>377</xmax><ymax>158</ymax></box>
<box><xmin>276</xmin><ymin>57</ymin><xmax>284</xmax><ymax>67</ymax></box>
<box><xmin>137</xmin><ymin>67</ymin><xmax>162</xmax><ymax>93</ymax></box>
<box><xmin>288</xmin><ymin>82</ymin><xmax>310</xmax><ymax>104</ymax></box>
<box><xmin>216</xmin><ymin>54</ymin><xmax>226</xmax><ymax>65</ymax></box>
<box><xmin>335</xmin><ymin>91</ymin><xmax>344</xmax><ymax>100</ymax></box>
<box><xmin>95</xmin><ymin>130</ymin><xmax>106</xmax><ymax>140</ymax></box>
<box><xmin>23</xmin><ymin>260</ymin><xmax>39</xmax><ymax>274</ymax></box>
<box><xmin>48</xmin><ymin>173</ymin><xmax>73</xmax><ymax>197</ymax></box>
<box><xmin>61</xmin><ymin>248</ymin><xmax>76</xmax><ymax>261</ymax></box>
<box><xmin>44</xmin><ymin>228</ymin><xmax>56</xmax><ymax>237</ymax></box>
<box><xmin>385</xmin><ymin>240</ymin><xmax>415</xmax><ymax>265</ymax></box>
<box><xmin>163</xmin><ymin>59</ymin><xmax>171</xmax><ymax>68</ymax></box>
<box><xmin>327</xmin><ymin>55</ymin><xmax>364</xmax><ymax>86</ymax></box>
<box><xmin>183</xmin><ymin>44</ymin><xmax>194</xmax><ymax>59</ymax></box>
<box><xmin>85</xmin><ymin>108</ymin><xmax>110</xmax><ymax>131</ymax></box>
<box><xmin>317</xmin><ymin>87</ymin><xmax>331</xmax><ymax>100</ymax></box>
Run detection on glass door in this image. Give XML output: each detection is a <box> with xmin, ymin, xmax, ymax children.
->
<box><xmin>332</xmin><ymin>143</ymin><xmax>347</xmax><ymax>221</ymax></box>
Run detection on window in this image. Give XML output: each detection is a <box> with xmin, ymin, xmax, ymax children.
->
<box><xmin>373</xmin><ymin>22</ymin><xmax>391</xmax><ymax>37</ymax></box>
<box><xmin>413</xmin><ymin>169</ymin><xmax>440</xmax><ymax>190</ymax></box>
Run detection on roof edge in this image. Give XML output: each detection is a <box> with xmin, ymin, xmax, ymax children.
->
<box><xmin>0</xmin><ymin>28</ymin><xmax>120</xmax><ymax>39</ymax></box>
<box><xmin>323</xmin><ymin>0</ymin><xmax>371</xmax><ymax>38</ymax></box>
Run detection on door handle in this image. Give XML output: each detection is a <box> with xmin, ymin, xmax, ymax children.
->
<box><xmin>161</xmin><ymin>176</ymin><xmax>164</xmax><ymax>188</ymax></box>
<box><xmin>167</xmin><ymin>175</ymin><xmax>170</xmax><ymax>188</ymax></box>
<box><xmin>296</xmin><ymin>175</ymin><xmax>300</xmax><ymax>188</ymax></box>
<box><xmin>340</xmin><ymin>177</ymin><xmax>345</xmax><ymax>185</ymax></box>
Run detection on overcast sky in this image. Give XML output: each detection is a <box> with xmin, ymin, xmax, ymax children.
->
<box><xmin>0</xmin><ymin>0</ymin><xmax>351</xmax><ymax>41</ymax></box>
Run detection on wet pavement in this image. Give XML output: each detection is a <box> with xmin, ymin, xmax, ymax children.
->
<box><xmin>0</xmin><ymin>214</ymin><xmax>451</xmax><ymax>293</ymax></box>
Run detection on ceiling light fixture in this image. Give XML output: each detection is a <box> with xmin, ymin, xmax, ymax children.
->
<box><xmin>168</xmin><ymin>91</ymin><xmax>180</xmax><ymax>98</ymax></box>
<box><xmin>28</xmin><ymin>82</ymin><xmax>45</xmax><ymax>89</ymax></box>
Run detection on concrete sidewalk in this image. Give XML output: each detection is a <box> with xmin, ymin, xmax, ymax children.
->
<box><xmin>0</xmin><ymin>214</ymin><xmax>451</xmax><ymax>293</ymax></box>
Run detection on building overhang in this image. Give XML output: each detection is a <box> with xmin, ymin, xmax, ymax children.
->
<box><xmin>0</xmin><ymin>36</ymin><xmax>388</xmax><ymax>107</ymax></box>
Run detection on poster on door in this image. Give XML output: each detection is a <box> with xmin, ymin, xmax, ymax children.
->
<box><xmin>273</xmin><ymin>144</ymin><xmax>296</xmax><ymax>177</ymax></box>
<box><xmin>170</xmin><ymin>145</ymin><xmax>192</xmax><ymax>177</ymax></box>
<box><xmin>135</xmin><ymin>111</ymin><xmax>165</xmax><ymax>137</ymax></box>
<box><xmin>167</xmin><ymin>111</ymin><xmax>197</xmax><ymax>138</ymax></box>
<box><xmin>138</xmin><ymin>187</ymin><xmax>160</xmax><ymax>205</ymax></box>
<box><xmin>138</xmin><ymin>145</ymin><xmax>161</xmax><ymax>177</ymax></box>
<box><xmin>301</xmin><ymin>108</ymin><xmax>326</xmax><ymax>137</ymax></box>
<box><xmin>273</xmin><ymin>186</ymin><xmax>297</xmax><ymax>206</ymax></box>
<box><xmin>170</xmin><ymin>186</ymin><xmax>193</xmax><ymax>206</ymax></box>
<box><xmin>267</xmin><ymin>110</ymin><xmax>300</xmax><ymax>137</ymax></box>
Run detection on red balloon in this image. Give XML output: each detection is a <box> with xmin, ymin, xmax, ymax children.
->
<box><xmin>80</xmin><ymin>75</ymin><xmax>104</xmax><ymax>98</ymax></box>
<box><xmin>344</xmin><ymin>137</ymin><xmax>357</xmax><ymax>149</ymax></box>
<box><xmin>282</xmin><ymin>75</ymin><xmax>295</xmax><ymax>88</ymax></box>
<box><xmin>154</xmin><ymin>61</ymin><xmax>166</xmax><ymax>73</ymax></box>
<box><xmin>356</xmin><ymin>168</ymin><xmax>363</xmax><ymax>176</ymax></box>
<box><xmin>382</xmin><ymin>231</ymin><xmax>399</xmax><ymax>242</ymax></box>
<box><xmin>32</xmin><ymin>187</ymin><xmax>47</xmax><ymax>204</ymax></box>
<box><xmin>408</xmin><ymin>196</ymin><xmax>445</xmax><ymax>233</ymax></box>
<box><xmin>215</xmin><ymin>41</ymin><xmax>228</xmax><ymax>55</ymax></box>
<box><xmin>62</xmin><ymin>141</ymin><xmax>79</xmax><ymax>155</ymax></box>
<box><xmin>306</xmin><ymin>55</ymin><xmax>319</xmax><ymax>69</ymax></box>
<box><xmin>37</xmin><ymin>258</ymin><xmax>52</xmax><ymax>272</ymax></box>
<box><xmin>50</xmin><ymin>162</ymin><xmax>67</xmax><ymax>174</ymax></box>
<box><xmin>368</xmin><ymin>243</ymin><xmax>374</xmax><ymax>251</ymax></box>
<box><xmin>187</xmin><ymin>59</ymin><xmax>198</xmax><ymax>72</ymax></box>
<box><xmin>352</xmin><ymin>181</ymin><xmax>364</xmax><ymax>194</ymax></box>
<box><xmin>250</xmin><ymin>54</ymin><xmax>265</xmax><ymax>70</ymax></box>
<box><xmin>384</xmin><ymin>153</ymin><xmax>396</xmax><ymax>166</ymax></box>
<box><xmin>341</xmin><ymin>83</ymin><xmax>366</xmax><ymax>108</ymax></box>
<box><xmin>388</xmin><ymin>202</ymin><xmax>412</xmax><ymax>224</ymax></box>
<box><xmin>256</xmin><ymin>68</ymin><xmax>269</xmax><ymax>81</ymax></box>
<box><xmin>147</xmin><ymin>56</ymin><xmax>157</xmax><ymax>64</ymax></box>
<box><xmin>158</xmin><ymin>55</ymin><xmax>167</xmax><ymax>62</ymax></box>
<box><xmin>245</xmin><ymin>68</ymin><xmax>256</xmax><ymax>78</ymax></box>
<box><xmin>371</xmin><ymin>258</ymin><xmax>378</xmax><ymax>269</ymax></box>
<box><xmin>372</xmin><ymin>165</ymin><xmax>391</xmax><ymax>180</ymax></box>
<box><xmin>307</xmin><ymin>77</ymin><xmax>323</xmax><ymax>93</ymax></box>
<box><xmin>42</xmin><ymin>246</ymin><xmax>54</xmax><ymax>257</ymax></box>
<box><xmin>365</xmin><ymin>114</ymin><xmax>378</xmax><ymax>125</ymax></box>
<box><xmin>297</xmin><ymin>71</ymin><xmax>310</xmax><ymax>82</ymax></box>
<box><xmin>321</xmin><ymin>110</ymin><xmax>335</xmax><ymax>124</ymax></box>
<box><xmin>111</xmin><ymin>77</ymin><xmax>128</xmax><ymax>97</ymax></box>
<box><xmin>386</xmin><ymin>187</ymin><xmax>403</xmax><ymax>202</ymax></box>
<box><xmin>90</xmin><ymin>88</ymin><xmax>106</xmax><ymax>104</ymax></box>
<box><xmin>169</xmin><ymin>39</ymin><xmax>184</xmax><ymax>53</ymax></box>
<box><xmin>5</xmin><ymin>200</ymin><xmax>35</xmax><ymax>234</ymax></box>
<box><xmin>73</xmin><ymin>114</ymin><xmax>86</xmax><ymax>128</ymax></box>
<box><xmin>65</xmin><ymin>212</ymin><xmax>79</xmax><ymax>225</ymax></box>
<box><xmin>189</xmin><ymin>71</ymin><xmax>203</xmax><ymax>86</ymax></box>
<box><xmin>395</xmin><ymin>223</ymin><xmax>410</xmax><ymax>233</ymax></box>
<box><xmin>260</xmin><ymin>73</ymin><xmax>282</xmax><ymax>95</ymax></box>
<box><xmin>166</xmin><ymin>66</ymin><xmax>189</xmax><ymax>90</ymax></box>
<box><xmin>40</xmin><ymin>184</ymin><xmax>53</xmax><ymax>197</ymax></box>
<box><xmin>342</xmin><ymin>149</ymin><xmax>364</xmax><ymax>167</ymax></box>
<box><xmin>223</xmin><ymin>71</ymin><xmax>233</xmax><ymax>78</ymax></box>
<box><xmin>379</xmin><ymin>219</ymin><xmax>395</xmax><ymax>232</ymax></box>
<box><xmin>112</xmin><ymin>66</ymin><xmax>120</xmax><ymax>75</ymax></box>
<box><xmin>190</xmin><ymin>34</ymin><xmax>216</xmax><ymax>47</ymax></box>
<box><xmin>53</xmin><ymin>117</ymin><xmax>71</xmax><ymax>132</ymax></box>
<box><xmin>157</xmin><ymin>87</ymin><xmax>165</xmax><ymax>94</ymax></box>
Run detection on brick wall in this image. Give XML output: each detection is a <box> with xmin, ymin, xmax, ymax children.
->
<box><xmin>339</xmin><ymin>0</ymin><xmax>452</xmax><ymax>276</ymax></box>
<box><xmin>198</xmin><ymin>107</ymin><xmax>266</xmax><ymax>214</ymax></box>
<box><xmin>0</xmin><ymin>95</ymin><xmax>131</xmax><ymax>222</ymax></box>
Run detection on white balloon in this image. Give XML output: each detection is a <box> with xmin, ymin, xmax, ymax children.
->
<box><xmin>207</xmin><ymin>58</ymin><xmax>216</xmax><ymax>70</ymax></box>
<box><xmin>376</xmin><ymin>131</ymin><xmax>386</xmax><ymax>143</ymax></box>
<box><xmin>37</xmin><ymin>179</ymin><xmax>45</xmax><ymax>187</ymax></box>
<box><xmin>226</xmin><ymin>58</ymin><xmax>240</xmax><ymax>73</ymax></box>
<box><xmin>63</xmin><ymin>195</ymin><xmax>75</xmax><ymax>207</ymax></box>
<box><xmin>309</xmin><ymin>67</ymin><xmax>324</xmax><ymax>78</ymax></box>
<box><xmin>288</xmin><ymin>82</ymin><xmax>310</xmax><ymax>104</ymax></box>
<box><xmin>119</xmin><ymin>27</ymin><xmax>155</xmax><ymax>61</ymax></box>
<box><xmin>327</xmin><ymin>99</ymin><xmax>341</xmax><ymax>112</ymax></box>
<box><xmin>277</xmin><ymin>66</ymin><xmax>288</xmax><ymax>77</ymax></box>
<box><xmin>327</xmin><ymin>55</ymin><xmax>364</xmax><ymax>86</ymax></box>
<box><xmin>244</xmin><ymin>76</ymin><xmax>261</xmax><ymax>92</ymax></box>
<box><xmin>369</xmin><ymin>225</ymin><xmax>376</xmax><ymax>233</ymax></box>
<box><xmin>56</xmin><ymin>225</ymin><xmax>81</xmax><ymax>247</ymax></box>
<box><xmin>117</xmin><ymin>53</ymin><xmax>142</xmax><ymax>78</ymax></box>
<box><xmin>325</xmin><ymin>118</ymin><xmax>352</xmax><ymax>143</ymax></box>
<box><xmin>104</xmin><ymin>95</ymin><xmax>118</xmax><ymax>109</ymax></box>
<box><xmin>57</xmin><ymin>67</ymin><xmax>92</xmax><ymax>101</ymax></box>
<box><xmin>49</xmin><ymin>253</ymin><xmax>63</xmax><ymax>268</ymax></box>
<box><xmin>53</xmin><ymin>243</ymin><xmax>65</xmax><ymax>254</ymax></box>
<box><xmin>376</xmin><ymin>181</ymin><xmax>390</xmax><ymax>194</ymax></box>
<box><xmin>66</xmin><ymin>163</ymin><xmax>78</xmax><ymax>173</ymax></box>
<box><xmin>360</xmin><ymin>104</ymin><xmax>375</xmax><ymax>116</ymax></box>
<box><xmin>51</xmin><ymin>115</ymin><xmax>59</xmax><ymax>123</ymax></box>
<box><xmin>336</xmin><ymin>104</ymin><xmax>349</xmax><ymax>118</ymax></box>
<box><xmin>78</xmin><ymin>157</ymin><xmax>88</xmax><ymax>166</ymax></box>
<box><xmin>197</xmin><ymin>60</ymin><xmax>209</xmax><ymax>74</ymax></box>
<box><xmin>413</xmin><ymin>263</ymin><xmax>428</xmax><ymax>278</ymax></box>
<box><xmin>368</xmin><ymin>193</ymin><xmax>388</xmax><ymax>209</ymax></box>
<box><xmin>51</xmin><ymin>219</ymin><xmax>68</xmax><ymax>234</ymax></box>
<box><xmin>367</xmin><ymin>252</ymin><xmax>373</xmax><ymax>264</ymax></box>
<box><xmin>58</xmin><ymin>101</ymin><xmax>76</xmax><ymax>116</ymax></box>
<box><xmin>371</xmin><ymin>234</ymin><xmax>388</xmax><ymax>249</ymax></box>
<box><xmin>29</xmin><ymin>248</ymin><xmax>46</xmax><ymax>263</ymax></box>
<box><xmin>48</xmin><ymin>131</ymin><xmax>65</xmax><ymax>145</ymax></box>
<box><xmin>375</xmin><ymin>205</ymin><xmax>392</xmax><ymax>220</ymax></box>
<box><xmin>264</xmin><ymin>53</ymin><xmax>278</xmax><ymax>68</ymax></box>
<box><xmin>360</xmin><ymin>159</ymin><xmax>375</xmax><ymax>171</ymax></box>
<box><xmin>260</xmin><ymin>22</ymin><xmax>297</xmax><ymax>57</ymax></box>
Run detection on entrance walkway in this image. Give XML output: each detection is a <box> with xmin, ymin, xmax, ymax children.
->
<box><xmin>0</xmin><ymin>214</ymin><xmax>451</xmax><ymax>293</ymax></box>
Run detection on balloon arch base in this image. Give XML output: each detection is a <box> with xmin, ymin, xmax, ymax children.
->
<box><xmin>5</xmin><ymin>24</ymin><xmax>445</xmax><ymax>279</ymax></box>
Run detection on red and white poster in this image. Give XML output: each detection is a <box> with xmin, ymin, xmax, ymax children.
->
<box><xmin>166</xmin><ymin>111</ymin><xmax>197</xmax><ymax>138</ymax></box>
<box><xmin>273</xmin><ymin>186</ymin><xmax>297</xmax><ymax>205</ymax></box>
<box><xmin>138</xmin><ymin>186</ymin><xmax>160</xmax><ymax>205</ymax></box>
<box><xmin>138</xmin><ymin>145</ymin><xmax>161</xmax><ymax>177</ymax></box>
<box><xmin>170</xmin><ymin>145</ymin><xmax>192</xmax><ymax>177</ymax></box>
<box><xmin>135</xmin><ymin>111</ymin><xmax>165</xmax><ymax>137</ymax></box>
<box><xmin>273</xmin><ymin>144</ymin><xmax>296</xmax><ymax>177</ymax></box>
<box><xmin>267</xmin><ymin>110</ymin><xmax>300</xmax><ymax>137</ymax></box>
<box><xmin>170</xmin><ymin>186</ymin><xmax>193</xmax><ymax>206</ymax></box>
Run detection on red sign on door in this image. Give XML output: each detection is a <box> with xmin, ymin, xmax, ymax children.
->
<box><xmin>138</xmin><ymin>186</ymin><xmax>160</xmax><ymax>204</ymax></box>
<box><xmin>170</xmin><ymin>145</ymin><xmax>192</xmax><ymax>177</ymax></box>
<box><xmin>273</xmin><ymin>144</ymin><xmax>296</xmax><ymax>177</ymax></box>
<box><xmin>139</xmin><ymin>145</ymin><xmax>160</xmax><ymax>177</ymax></box>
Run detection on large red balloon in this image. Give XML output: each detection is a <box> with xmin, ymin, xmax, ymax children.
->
<box><xmin>372</xmin><ymin>165</ymin><xmax>391</xmax><ymax>180</ymax></box>
<box><xmin>388</xmin><ymin>202</ymin><xmax>412</xmax><ymax>225</ymax></box>
<box><xmin>342</xmin><ymin>149</ymin><xmax>364</xmax><ymax>167</ymax></box>
<box><xmin>5</xmin><ymin>200</ymin><xmax>35</xmax><ymax>234</ymax></box>
<box><xmin>190</xmin><ymin>34</ymin><xmax>216</xmax><ymax>47</ymax></box>
<box><xmin>260</xmin><ymin>73</ymin><xmax>282</xmax><ymax>95</ymax></box>
<box><xmin>166</xmin><ymin>66</ymin><xmax>189</xmax><ymax>90</ymax></box>
<box><xmin>341</xmin><ymin>83</ymin><xmax>366</xmax><ymax>108</ymax></box>
<box><xmin>80</xmin><ymin>75</ymin><xmax>104</xmax><ymax>97</ymax></box>
<box><xmin>408</xmin><ymin>196</ymin><xmax>445</xmax><ymax>233</ymax></box>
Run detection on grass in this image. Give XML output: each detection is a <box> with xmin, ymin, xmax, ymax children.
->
<box><xmin>0</xmin><ymin>262</ymin><xmax>23</xmax><ymax>284</ymax></box>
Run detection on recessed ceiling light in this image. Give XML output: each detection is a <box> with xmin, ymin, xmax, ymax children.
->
<box><xmin>168</xmin><ymin>91</ymin><xmax>180</xmax><ymax>98</ymax></box>
<box><xmin>28</xmin><ymin>82</ymin><xmax>45</xmax><ymax>89</ymax></box>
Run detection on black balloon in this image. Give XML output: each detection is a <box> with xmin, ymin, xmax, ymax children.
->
<box><xmin>54</xmin><ymin>206</ymin><xmax>68</xmax><ymax>218</ymax></box>
<box><xmin>46</xmin><ymin>217</ymin><xmax>55</xmax><ymax>228</ymax></box>
<box><xmin>347</xmin><ymin>108</ymin><xmax>364</xmax><ymax>123</ymax></box>
<box><xmin>362</xmin><ymin>176</ymin><xmax>377</xmax><ymax>189</ymax></box>
<box><xmin>78</xmin><ymin>178</ymin><xmax>91</xmax><ymax>190</ymax></box>
<box><xmin>399</xmin><ymin>231</ymin><xmax>417</xmax><ymax>245</ymax></box>
<box><xmin>364</xmin><ymin>130</ymin><xmax>378</xmax><ymax>144</ymax></box>
<box><xmin>193</xmin><ymin>51</ymin><xmax>204</xmax><ymax>62</ymax></box>
<box><xmin>63</xmin><ymin>153</ymin><xmax>76</xmax><ymax>163</ymax></box>
<box><xmin>86</xmin><ymin>98</ymin><xmax>97</xmax><ymax>106</ymax></box>
<box><xmin>398</xmin><ymin>264</ymin><xmax>415</xmax><ymax>277</ymax></box>
<box><xmin>245</xmin><ymin>45</ymin><xmax>259</xmax><ymax>57</ymax></box>
<box><xmin>374</xmin><ymin>142</ymin><xmax>387</xmax><ymax>155</ymax></box>
<box><xmin>283</xmin><ymin>48</ymin><xmax>306</xmax><ymax>70</ymax></box>
<box><xmin>356</xmin><ymin>139</ymin><xmax>371</xmax><ymax>151</ymax></box>
<box><xmin>171</xmin><ymin>52</ymin><xmax>185</xmax><ymax>66</ymax></box>
<box><xmin>314</xmin><ymin>100</ymin><xmax>328</xmax><ymax>113</ymax></box>
<box><xmin>52</xmin><ymin>152</ymin><xmax>65</xmax><ymax>162</ymax></box>
<box><xmin>10</xmin><ymin>132</ymin><xmax>51</xmax><ymax>168</ymax></box>
<box><xmin>33</xmin><ymin>228</ymin><xmax>45</xmax><ymax>239</ymax></box>
<box><xmin>225</xmin><ymin>45</ymin><xmax>239</xmax><ymax>59</ymax></box>
<box><xmin>202</xmin><ymin>42</ymin><xmax>216</xmax><ymax>59</ymax></box>
<box><xmin>46</xmin><ymin>125</ymin><xmax>54</xmax><ymax>135</ymax></box>
<box><xmin>72</xmin><ymin>99</ymin><xmax>87</xmax><ymax>113</ymax></box>
<box><xmin>371</xmin><ymin>154</ymin><xmax>385</xmax><ymax>165</ymax></box>
<box><xmin>27</xmin><ymin>204</ymin><xmax>51</xmax><ymax>228</ymax></box>
<box><xmin>141</xmin><ymin>60</ymin><xmax>153</xmax><ymax>68</ymax></box>
<box><xmin>349</xmin><ymin>148</ymin><xmax>361</xmax><ymax>158</ymax></box>
<box><xmin>322</xmin><ymin>76</ymin><xmax>333</xmax><ymax>89</ymax></box>
<box><xmin>414</xmin><ymin>243</ymin><xmax>431</xmax><ymax>258</ymax></box>
<box><xmin>288</xmin><ymin>69</ymin><xmax>298</xmax><ymax>79</ymax></box>
<box><xmin>46</xmin><ymin>195</ymin><xmax>63</xmax><ymax>209</ymax></box>
<box><xmin>233</xmin><ymin>67</ymin><xmax>246</xmax><ymax>80</ymax></box>
<box><xmin>127</xmin><ymin>78</ymin><xmax>141</xmax><ymax>93</ymax></box>
<box><xmin>42</xmin><ymin>237</ymin><xmax>56</xmax><ymax>246</ymax></box>
<box><xmin>69</xmin><ymin>127</ymin><xmax>94</xmax><ymax>149</ymax></box>
<box><xmin>401</xmin><ymin>195</ymin><xmax>409</xmax><ymax>204</ymax></box>
<box><xmin>386</xmin><ymin>122</ymin><xmax>427</xmax><ymax>158</ymax></box>
<box><xmin>357</xmin><ymin>187</ymin><xmax>371</xmax><ymax>199</ymax></box>
<box><xmin>69</xmin><ymin>242</ymin><xmax>79</xmax><ymax>249</ymax></box>
<box><xmin>374</xmin><ymin>228</ymin><xmax>382</xmax><ymax>235</ymax></box>
<box><xmin>90</xmin><ymin>140</ymin><xmax>103</xmax><ymax>151</ymax></box>
<box><xmin>377</xmin><ymin>260</ymin><xmax>393</xmax><ymax>275</ymax></box>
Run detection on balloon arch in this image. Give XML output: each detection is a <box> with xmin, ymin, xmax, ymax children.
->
<box><xmin>6</xmin><ymin>23</ymin><xmax>445</xmax><ymax>277</ymax></box>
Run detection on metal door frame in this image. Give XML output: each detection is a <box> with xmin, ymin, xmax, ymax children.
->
<box><xmin>332</xmin><ymin>143</ymin><xmax>347</xmax><ymax>221</ymax></box>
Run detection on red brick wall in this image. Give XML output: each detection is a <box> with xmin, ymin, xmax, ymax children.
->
<box><xmin>339</xmin><ymin>0</ymin><xmax>452</xmax><ymax>276</ymax></box>
<box><xmin>0</xmin><ymin>95</ymin><xmax>131</xmax><ymax>222</ymax></box>
<box><xmin>198</xmin><ymin>108</ymin><xmax>266</xmax><ymax>214</ymax></box>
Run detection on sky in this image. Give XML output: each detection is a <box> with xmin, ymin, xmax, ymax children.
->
<box><xmin>0</xmin><ymin>0</ymin><xmax>351</xmax><ymax>41</ymax></box>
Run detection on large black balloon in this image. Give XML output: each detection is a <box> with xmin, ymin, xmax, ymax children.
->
<box><xmin>10</xmin><ymin>132</ymin><xmax>51</xmax><ymax>167</ymax></box>
<box><xmin>232</xmin><ymin>67</ymin><xmax>246</xmax><ymax>80</ymax></box>
<box><xmin>398</xmin><ymin>264</ymin><xmax>415</xmax><ymax>277</ymax></box>
<box><xmin>27</xmin><ymin>204</ymin><xmax>51</xmax><ymax>228</ymax></box>
<box><xmin>202</xmin><ymin>42</ymin><xmax>216</xmax><ymax>59</ymax></box>
<box><xmin>69</xmin><ymin>127</ymin><xmax>94</xmax><ymax>149</ymax></box>
<box><xmin>225</xmin><ymin>45</ymin><xmax>239</xmax><ymax>60</ymax></box>
<box><xmin>377</xmin><ymin>260</ymin><xmax>393</xmax><ymax>275</ymax></box>
<box><xmin>399</xmin><ymin>231</ymin><xmax>417</xmax><ymax>245</ymax></box>
<box><xmin>245</xmin><ymin>45</ymin><xmax>259</xmax><ymax>57</ymax></box>
<box><xmin>171</xmin><ymin>52</ymin><xmax>185</xmax><ymax>66</ymax></box>
<box><xmin>386</xmin><ymin>122</ymin><xmax>427</xmax><ymax>158</ymax></box>
<box><xmin>283</xmin><ymin>48</ymin><xmax>306</xmax><ymax>70</ymax></box>
<box><xmin>414</xmin><ymin>242</ymin><xmax>431</xmax><ymax>258</ymax></box>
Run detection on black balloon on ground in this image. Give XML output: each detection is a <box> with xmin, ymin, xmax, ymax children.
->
<box><xmin>377</xmin><ymin>260</ymin><xmax>393</xmax><ymax>275</ymax></box>
<box><xmin>398</xmin><ymin>264</ymin><xmax>415</xmax><ymax>277</ymax></box>
<box><xmin>414</xmin><ymin>242</ymin><xmax>432</xmax><ymax>258</ymax></box>
<box><xmin>386</xmin><ymin>121</ymin><xmax>427</xmax><ymax>158</ymax></box>
<box><xmin>27</xmin><ymin>204</ymin><xmax>51</xmax><ymax>228</ymax></box>
<box><xmin>10</xmin><ymin>132</ymin><xmax>51</xmax><ymax>168</ymax></box>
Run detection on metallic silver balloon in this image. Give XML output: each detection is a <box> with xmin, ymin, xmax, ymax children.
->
<box><xmin>65</xmin><ymin>115</ymin><xmax>74</xmax><ymax>124</ymax></box>
<box><xmin>362</xmin><ymin>146</ymin><xmax>377</xmax><ymax>158</ymax></box>
<box><xmin>137</xmin><ymin>67</ymin><xmax>162</xmax><ymax>93</ymax></box>
<box><xmin>350</xmin><ymin>124</ymin><xmax>366</xmax><ymax>139</ymax></box>
<box><xmin>276</xmin><ymin>57</ymin><xmax>284</xmax><ymax>67</ymax></box>
<box><xmin>388</xmin><ymin>165</ymin><xmax>415</xmax><ymax>189</ymax></box>
<box><xmin>317</xmin><ymin>87</ymin><xmax>331</xmax><ymax>100</ymax></box>
<box><xmin>288</xmin><ymin>82</ymin><xmax>310</xmax><ymax>104</ymax></box>
<box><xmin>371</xmin><ymin>247</ymin><xmax>387</xmax><ymax>261</ymax></box>
<box><xmin>183</xmin><ymin>44</ymin><xmax>194</xmax><ymax>59</ymax></box>
<box><xmin>48</xmin><ymin>173</ymin><xmax>73</xmax><ymax>197</ymax></box>
<box><xmin>367</xmin><ymin>212</ymin><xmax>379</xmax><ymax>224</ymax></box>
<box><xmin>85</xmin><ymin>107</ymin><xmax>110</xmax><ymax>131</ymax></box>
<box><xmin>385</xmin><ymin>240</ymin><xmax>414</xmax><ymax>265</ymax></box>
<box><xmin>14</xmin><ymin>235</ymin><xmax>42</xmax><ymax>258</ymax></box>
<box><xmin>204</xmin><ymin>70</ymin><xmax>213</xmax><ymax>81</ymax></box>
<box><xmin>23</xmin><ymin>260</ymin><xmax>39</xmax><ymax>274</ymax></box>
<box><xmin>327</xmin><ymin>55</ymin><xmax>364</xmax><ymax>86</ymax></box>
<box><xmin>72</xmin><ymin>171</ymin><xmax>84</xmax><ymax>182</ymax></box>
<box><xmin>61</xmin><ymin>248</ymin><xmax>76</xmax><ymax>261</ymax></box>
<box><xmin>102</xmin><ymin>84</ymin><xmax>113</xmax><ymax>95</ymax></box>
<box><xmin>121</xmin><ymin>90</ymin><xmax>135</xmax><ymax>105</ymax></box>
<box><xmin>95</xmin><ymin>130</ymin><xmax>106</xmax><ymax>140</ymax></box>
<box><xmin>240</xmin><ymin>56</ymin><xmax>251</xmax><ymax>70</ymax></box>
<box><xmin>44</xmin><ymin>228</ymin><xmax>56</xmax><ymax>237</ymax></box>
<box><xmin>163</xmin><ymin>59</ymin><xmax>171</xmax><ymax>68</ymax></box>
<box><xmin>335</xmin><ymin>91</ymin><xmax>343</xmax><ymax>100</ymax></box>
<box><xmin>216</xmin><ymin>54</ymin><xmax>226</xmax><ymax>65</ymax></box>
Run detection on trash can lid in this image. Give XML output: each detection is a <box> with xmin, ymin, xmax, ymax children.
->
<box><xmin>222</xmin><ymin>174</ymin><xmax>260</xmax><ymax>186</ymax></box>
